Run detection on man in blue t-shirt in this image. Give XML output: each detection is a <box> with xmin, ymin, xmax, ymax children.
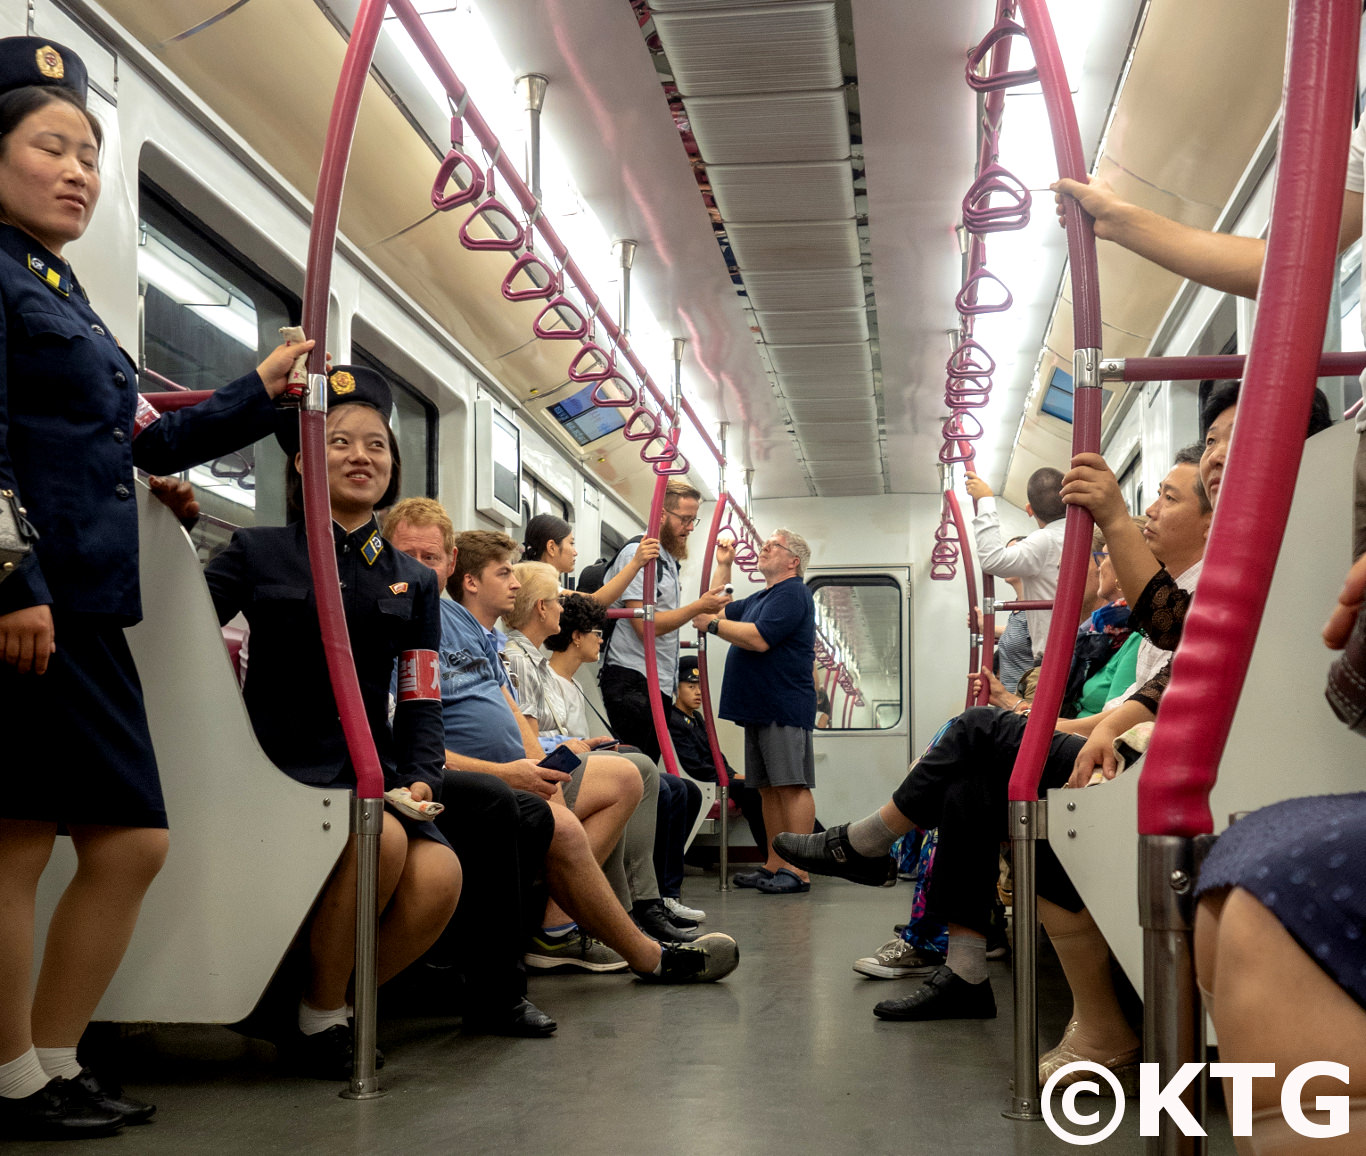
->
<box><xmin>694</xmin><ymin>528</ymin><xmax>817</xmax><ymax>894</ymax></box>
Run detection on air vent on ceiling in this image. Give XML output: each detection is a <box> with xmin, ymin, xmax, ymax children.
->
<box><xmin>683</xmin><ymin>91</ymin><xmax>850</xmax><ymax>164</ymax></box>
<box><xmin>708</xmin><ymin>160</ymin><xmax>855</xmax><ymax>221</ymax></box>
<box><xmin>768</xmin><ymin>342</ymin><xmax>873</xmax><ymax>376</ymax></box>
<box><xmin>727</xmin><ymin>221</ymin><xmax>861</xmax><ymax>270</ymax></box>
<box><xmin>757</xmin><ymin>308</ymin><xmax>869</xmax><ymax>344</ymax></box>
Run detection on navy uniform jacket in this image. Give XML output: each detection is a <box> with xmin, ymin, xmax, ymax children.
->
<box><xmin>204</xmin><ymin>518</ymin><xmax>445</xmax><ymax>796</ymax></box>
<box><xmin>668</xmin><ymin>703</ymin><xmax>734</xmax><ymax>784</ymax></box>
<box><xmin>0</xmin><ymin>223</ymin><xmax>277</xmax><ymax>623</ymax></box>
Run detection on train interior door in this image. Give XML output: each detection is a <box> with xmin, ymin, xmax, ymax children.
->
<box><xmin>805</xmin><ymin>566</ymin><xmax>912</xmax><ymax>824</ymax></box>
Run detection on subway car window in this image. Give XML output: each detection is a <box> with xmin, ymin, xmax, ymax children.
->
<box><xmin>807</xmin><ymin>576</ymin><xmax>902</xmax><ymax>731</ymax></box>
<box><xmin>352</xmin><ymin>346</ymin><xmax>439</xmax><ymax>499</ymax></box>
<box><xmin>137</xmin><ymin>180</ymin><xmax>298</xmax><ymax>548</ymax></box>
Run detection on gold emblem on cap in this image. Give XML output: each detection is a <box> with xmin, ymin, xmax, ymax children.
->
<box><xmin>35</xmin><ymin>46</ymin><xmax>64</xmax><ymax>80</ymax></box>
<box><xmin>331</xmin><ymin>370</ymin><xmax>356</xmax><ymax>395</ymax></box>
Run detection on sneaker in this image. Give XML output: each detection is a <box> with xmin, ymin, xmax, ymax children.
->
<box><xmin>634</xmin><ymin>933</ymin><xmax>740</xmax><ymax>984</ymax></box>
<box><xmin>524</xmin><ymin>930</ymin><xmax>629</xmax><ymax>973</ymax></box>
<box><xmin>632</xmin><ymin>899</ymin><xmax>701</xmax><ymax>943</ymax></box>
<box><xmin>872</xmin><ymin>967</ymin><xmax>997</xmax><ymax>1021</ymax></box>
<box><xmin>852</xmin><ymin>938</ymin><xmax>945</xmax><ymax>980</ymax></box>
<box><xmin>772</xmin><ymin>825</ymin><xmax>898</xmax><ymax>888</ymax></box>
<box><xmin>663</xmin><ymin>897</ymin><xmax>706</xmax><ymax>923</ymax></box>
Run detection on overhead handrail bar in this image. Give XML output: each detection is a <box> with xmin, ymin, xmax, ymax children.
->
<box><xmin>300</xmin><ymin>0</ymin><xmax>390</xmax><ymax>1102</ymax></box>
<box><xmin>994</xmin><ymin>599</ymin><xmax>1054</xmax><ymax>612</ymax></box>
<box><xmin>1101</xmin><ymin>350</ymin><xmax>1366</xmax><ymax>383</ymax></box>
<box><xmin>999</xmin><ymin>0</ymin><xmax>1101</xmax><ymax>1124</ymax></box>
<box><xmin>387</xmin><ymin>0</ymin><xmax>724</xmax><ymax>469</ymax></box>
<box><xmin>1133</xmin><ymin>7</ymin><xmax>1357</xmax><ymax>1150</ymax></box>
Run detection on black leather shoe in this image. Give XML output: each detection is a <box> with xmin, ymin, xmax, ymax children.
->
<box><xmin>285</xmin><ymin>1025</ymin><xmax>386</xmax><ymax>1080</ymax></box>
<box><xmin>0</xmin><ymin>1077</ymin><xmax>124</xmax><ymax>1139</ymax></box>
<box><xmin>772</xmin><ymin>825</ymin><xmax>898</xmax><ymax>888</ymax></box>
<box><xmin>464</xmin><ymin>999</ymin><xmax>558</xmax><ymax>1038</ymax></box>
<box><xmin>73</xmin><ymin>1067</ymin><xmax>155</xmax><ymax>1124</ymax></box>
<box><xmin>873</xmin><ymin>967</ymin><xmax>997</xmax><ymax>1021</ymax></box>
<box><xmin>633</xmin><ymin>899</ymin><xmax>701</xmax><ymax>943</ymax></box>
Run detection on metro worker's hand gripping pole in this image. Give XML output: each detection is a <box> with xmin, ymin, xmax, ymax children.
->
<box><xmin>1131</xmin><ymin>4</ymin><xmax>1357</xmax><ymax>1153</ymax></box>
<box><xmin>993</xmin><ymin>0</ymin><xmax>1101</xmax><ymax>1124</ymax></box>
<box><xmin>300</xmin><ymin>0</ymin><xmax>389</xmax><ymax>1101</ymax></box>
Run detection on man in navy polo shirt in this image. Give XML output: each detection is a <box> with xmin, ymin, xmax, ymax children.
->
<box><xmin>695</xmin><ymin>528</ymin><xmax>817</xmax><ymax>893</ymax></box>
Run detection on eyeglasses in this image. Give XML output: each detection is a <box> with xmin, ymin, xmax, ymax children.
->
<box><xmin>762</xmin><ymin>538</ymin><xmax>796</xmax><ymax>556</ymax></box>
<box><xmin>1091</xmin><ymin>550</ymin><xmax>1109</xmax><ymax>566</ymax></box>
<box><xmin>589</xmin><ymin>628</ymin><xmax>604</xmax><ymax>638</ymax></box>
<box><xmin>664</xmin><ymin>508</ymin><xmax>699</xmax><ymax>528</ymax></box>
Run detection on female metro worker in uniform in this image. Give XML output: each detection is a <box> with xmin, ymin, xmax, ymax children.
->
<box><xmin>204</xmin><ymin>366</ymin><xmax>461</xmax><ymax>1080</ymax></box>
<box><xmin>0</xmin><ymin>38</ymin><xmax>315</xmax><ymax>1140</ymax></box>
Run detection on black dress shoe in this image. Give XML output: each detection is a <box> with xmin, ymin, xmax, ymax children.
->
<box><xmin>464</xmin><ymin>999</ymin><xmax>558</xmax><ymax>1038</ymax></box>
<box><xmin>873</xmin><ymin>967</ymin><xmax>997</xmax><ymax>1021</ymax></box>
<box><xmin>772</xmin><ymin>825</ymin><xmax>898</xmax><ymax>887</ymax></box>
<box><xmin>0</xmin><ymin>1077</ymin><xmax>124</xmax><ymax>1139</ymax></box>
<box><xmin>632</xmin><ymin>899</ymin><xmax>701</xmax><ymax>943</ymax></box>
<box><xmin>285</xmin><ymin>1025</ymin><xmax>386</xmax><ymax>1080</ymax></box>
<box><xmin>73</xmin><ymin>1067</ymin><xmax>156</xmax><ymax>1124</ymax></box>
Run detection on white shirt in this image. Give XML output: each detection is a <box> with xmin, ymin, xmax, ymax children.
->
<box><xmin>972</xmin><ymin>496</ymin><xmax>1067</xmax><ymax>658</ymax></box>
<box><xmin>1105</xmin><ymin>557</ymin><xmax>1203</xmax><ymax>710</ymax></box>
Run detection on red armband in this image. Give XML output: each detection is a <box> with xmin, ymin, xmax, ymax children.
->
<box><xmin>132</xmin><ymin>393</ymin><xmax>161</xmax><ymax>438</ymax></box>
<box><xmin>397</xmin><ymin>649</ymin><xmax>440</xmax><ymax>702</ymax></box>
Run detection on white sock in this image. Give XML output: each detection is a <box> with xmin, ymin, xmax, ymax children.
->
<box><xmin>298</xmin><ymin>1000</ymin><xmax>350</xmax><ymax>1037</ymax></box>
<box><xmin>846</xmin><ymin>812</ymin><xmax>899</xmax><ymax>858</ymax></box>
<box><xmin>34</xmin><ymin>1045</ymin><xmax>81</xmax><ymax>1081</ymax></box>
<box><xmin>0</xmin><ymin>1048</ymin><xmax>51</xmax><ymax>1099</ymax></box>
<box><xmin>945</xmin><ymin>933</ymin><xmax>988</xmax><ymax>984</ymax></box>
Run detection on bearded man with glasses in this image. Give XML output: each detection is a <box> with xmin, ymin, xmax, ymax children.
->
<box><xmin>598</xmin><ymin>480</ymin><xmax>731</xmax><ymax>761</ymax></box>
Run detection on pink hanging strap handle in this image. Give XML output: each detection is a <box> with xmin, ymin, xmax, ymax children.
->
<box><xmin>622</xmin><ymin>406</ymin><xmax>661</xmax><ymax>442</ymax></box>
<box><xmin>948</xmin><ymin>338</ymin><xmax>996</xmax><ymax>380</ymax></box>
<box><xmin>459</xmin><ymin>161</ymin><xmax>527</xmax><ymax>253</ymax></box>
<box><xmin>965</xmin><ymin>17</ymin><xmax>1040</xmax><ymax>92</ymax></box>
<box><xmin>962</xmin><ymin>163</ymin><xmax>1032</xmax><ymax>234</ymax></box>
<box><xmin>567</xmin><ymin>342</ymin><xmax>617</xmax><ymax>382</ymax></box>
<box><xmin>501</xmin><ymin>247</ymin><xmax>558</xmax><ymax>303</ymax></box>
<box><xmin>590</xmin><ymin>373</ymin><xmax>639</xmax><ymax>408</ymax></box>
<box><xmin>1134</xmin><ymin>0</ymin><xmax>1359</xmax><ymax>837</ymax></box>
<box><xmin>956</xmin><ymin>266</ymin><xmax>1014</xmax><ymax>315</ymax></box>
<box><xmin>432</xmin><ymin>115</ymin><xmax>485</xmax><ymax>211</ymax></box>
<box><xmin>533</xmin><ymin>293</ymin><xmax>591</xmax><ymax>340</ymax></box>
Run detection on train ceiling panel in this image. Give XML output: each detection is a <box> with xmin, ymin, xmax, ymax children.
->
<box><xmin>706</xmin><ymin>161</ymin><xmax>856</xmax><ymax>222</ymax></box>
<box><xmin>682</xmin><ymin>91</ymin><xmax>849</xmax><ymax>165</ymax></box>
<box><xmin>777</xmin><ymin>371</ymin><xmax>873</xmax><ymax>398</ymax></box>
<box><xmin>785</xmin><ymin>397</ymin><xmax>876</xmax><ymax>423</ymax></box>
<box><xmin>756</xmin><ymin>308</ymin><xmax>868</xmax><ymax>345</ymax></box>
<box><xmin>742</xmin><ymin>267</ymin><xmax>863</xmax><ymax>311</ymax></box>
<box><xmin>651</xmin><ymin>4</ymin><xmax>842</xmax><ymax>97</ymax></box>
<box><xmin>726</xmin><ymin>221</ymin><xmax>860</xmax><ymax>270</ymax></box>
<box><xmin>767</xmin><ymin>342</ymin><xmax>872</xmax><ymax>376</ymax></box>
<box><xmin>813</xmin><ymin>475</ymin><xmax>884</xmax><ymax>498</ymax></box>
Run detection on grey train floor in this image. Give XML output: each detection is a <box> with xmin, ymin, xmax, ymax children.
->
<box><xmin>11</xmin><ymin>877</ymin><xmax>1237</xmax><ymax>1156</ymax></box>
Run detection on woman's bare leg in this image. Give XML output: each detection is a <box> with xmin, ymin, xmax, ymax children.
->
<box><xmin>376</xmin><ymin>840</ymin><xmax>461</xmax><ymax>985</ymax></box>
<box><xmin>0</xmin><ymin>821</ymin><xmax>57</xmax><ymax>1063</ymax></box>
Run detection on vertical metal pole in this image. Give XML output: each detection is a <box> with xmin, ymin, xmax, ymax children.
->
<box><xmin>515</xmin><ymin>73</ymin><xmax>548</xmax><ymax>202</ymax></box>
<box><xmin>1140</xmin><ymin>836</ymin><xmax>1206</xmax><ymax>1156</ymax></box>
<box><xmin>1003</xmin><ymin>800</ymin><xmax>1043</xmax><ymax>1120</ymax></box>
<box><xmin>615</xmin><ymin>240</ymin><xmax>638</xmax><ymax>337</ymax></box>
<box><xmin>341</xmin><ymin>796</ymin><xmax>386</xmax><ymax>1100</ymax></box>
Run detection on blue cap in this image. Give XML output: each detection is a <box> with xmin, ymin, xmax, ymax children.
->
<box><xmin>0</xmin><ymin>38</ymin><xmax>88</xmax><ymax>103</ymax></box>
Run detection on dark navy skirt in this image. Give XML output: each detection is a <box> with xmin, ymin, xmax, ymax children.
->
<box><xmin>1196</xmin><ymin>793</ymin><xmax>1366</xmax><ymax>1009</ymax></box>
<box><xmin>2</xmin><ymin>616</ymin><xmax>166</xmax><ymax>828</ymax></box>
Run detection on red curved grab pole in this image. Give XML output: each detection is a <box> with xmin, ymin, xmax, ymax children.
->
<box><xmin>144</xmin><ymin>390</ymin><xmax>213</xmax><ymax>412</ymax></box>
<box><xmin>943</xmin><ymin>490</ymin><xmax>982</xmax><ymax>710</ymax></box>
<box><xmin>1136</xmin><ymin>0</ymin><xmax>1358</xmax><ymax>837</ymax></box>
<box><xmin>387</xmin><ymin>0</ymin><xmax>722</xmax><ymax>471</ymax></box>
<box><xmin>696</xmin><ymin>494</ymin><xmax>733</xmax><ymax>788</ymax></box>
<box><xmin>1006</xmin><ymin>0</ymin><xmax>1100</xmax><ymax>806</ymax></box>
<box><xmin>641</xmin><ymin>466</ymin><xmax>685</xmax><ymax>778</ymax></box>
<box><xmin>1118</xmin><ymin>350</ymin><xmax>1366</xmax><ymax>383</ymax></box>
<box><xmin>298</xmin><ymin>0</ymin><xmax>388</xmax><ymax>804</ymax></box>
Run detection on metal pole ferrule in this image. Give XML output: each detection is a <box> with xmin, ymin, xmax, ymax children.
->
<box><xmin>303</xmin><ymin>372</ymin><xmax>328</xmax><ymax>413</ymax></box>
<box><xmin>1004</xmin><ymin>799</ymin><xmax>1046</xmax><ymax>1121</ymax></box>
<box><xmin>1099</xmin><ymin>357</ymin><xmax>1126</xmax><ymax>382</ymax></box>
<box><xmin>342</xmin><ymin>795</ymin><xmax>386</xmax><ymax>1101</ymax></box>
<box><xmin>718</xmin><ymin>783</ymin><xmax>730</xmax><ymax>891</ymax></box>
<box><xmin>1073</xmin><ymin>346</ymin><xmax>1103</xmax><ymax>390</ymax></box>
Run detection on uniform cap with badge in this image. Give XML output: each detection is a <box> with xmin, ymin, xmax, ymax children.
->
<box><xmin>0</xmin><ymin>36</ymin><xmax>89</xmax><ymax>102</ymax></box>
<box><xmin>679</xmin><ymin>655</ymin><xmax>701</xmax><ymax>684</ymax></box>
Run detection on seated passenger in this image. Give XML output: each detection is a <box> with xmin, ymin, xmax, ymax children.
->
<box><xmin>425</xmin><ymin>524</ymin><xmax>737</xmax><ymax>982</ymax></box>
<box><xmin>502</xmin><ymin>567</ymin><xmax>704</xmax><ymax>934</ymax></box>
<box><xmin>668</xmin><ymin>654</ymin><xmax>767</xmax><ymax>851</ymax></box>
<box><xmin>204</xmin><ymin>367</ymin><xmax>462</xmax><ymax>1078</ymax></box>
<box><xmin>965</xmin><ymin>466</ymin><xmax>1067</xmax><ymax>663</ymax></box>
<box><xmin>521</xmin><ymin>512</ymin><xmax>661</xmax><ymax>608</ymax></box>
<box><xmin>772</xmin><ymin>445</ymin><xmax>1212</xmax><ymax>1031</ymax></box>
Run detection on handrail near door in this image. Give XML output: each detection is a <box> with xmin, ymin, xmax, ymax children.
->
<box><xmin>640</xmin><ymin>466</ymin><xmax>686</xmax><ymax>783</ymax></box>
<box><xmin>943</xmin><ymin>489</ymin><xmax>983</xmax><ymax>711</ymax></box>
<box><xmin>1131</xmin><ymin>5</ymin><xmax>1357</xmax><ymax>1151</ymax></box>
<box><xmin>996</xmin><ymin>0</ymin><xmax>1101</xmax><ymax>1123</ymax></box>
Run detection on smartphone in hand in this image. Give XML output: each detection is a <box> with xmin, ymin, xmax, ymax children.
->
<box><xmin>588</xmin><ymin>738</ymin><xmax>620</xmax><ymax>750</ymax></box>
<box><xmin>538</xmin><ymin>745</ymin><xmax>583</xmax><ymax>774</ymax></box>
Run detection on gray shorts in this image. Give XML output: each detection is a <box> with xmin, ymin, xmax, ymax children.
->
<box><xmin>743</xmin><ymin>723</ymin><xmax>816</xmax><ymax>789</ymax></box>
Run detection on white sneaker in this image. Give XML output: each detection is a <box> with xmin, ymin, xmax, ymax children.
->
<box><xmin>663</xmin><ymin>897</ymin><xmax>706</xmax><ymax>923</ymax></box>
<box><xmin>852</xmin><ymin>938</ymin><xmax>944</xmax><ymax>979</ymax></box>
